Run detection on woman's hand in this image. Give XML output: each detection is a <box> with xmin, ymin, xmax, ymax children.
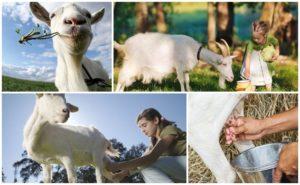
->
<box><xmin>225</xmin><ymin>117</ymin><xmax>266</xmax><ymax>144</ymax></box>
<box><xmin>273</xmin><ymin>142</ymin><xmax>298</xmax><ymax>182</ymax></box>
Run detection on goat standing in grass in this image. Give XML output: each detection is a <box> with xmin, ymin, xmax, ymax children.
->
<box><xmin>23</xmin><ymin>94</ymin><xmax>119</xmax><ymax>183</ymax></box>
<box><xmin>114</xmin><ymin>32</ymin><xmax>236</xmax><ymax>91</ymax></box>
<box><xmin>30</xmin><ymin>3</ymin><xmax>109</xmax><ymax>92</ymax></box>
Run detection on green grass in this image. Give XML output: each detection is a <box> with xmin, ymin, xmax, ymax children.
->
<box><xmin>3</xmin><ymin>76</ymin><xmax>57</xmax><ymax>91</ymax></box>
<box><xmin>114</xmin><ymin>62</ymin><xmax>298</xmax><ymax>92</ymax></box>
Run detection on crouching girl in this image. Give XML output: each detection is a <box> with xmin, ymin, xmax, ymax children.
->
<box><xmin>107</xmin><ymin>108</ymin><xmax>186</xmax><ymax>183</ymax></box>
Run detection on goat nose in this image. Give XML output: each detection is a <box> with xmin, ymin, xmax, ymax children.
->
<box><xmin>64</xmin><ymin>18</ymin><xmax>86</xmax><ymax>25</ymax></box>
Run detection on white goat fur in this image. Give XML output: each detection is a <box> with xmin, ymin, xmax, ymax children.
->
<box><xmin>30</xmin><ymin>3</ymin><xmax>109</xmax><ymax>92</ymax></box>
<box><xmin>188</xmin><ymin>93</ymin><xmax>254</xmax><ymax>182</ymax></box>
<box><xmin>23</xmin><ymin>94</ymin><xmax>118</xmax><ymax>183</ymax></box>
<box><xmin>115</xmin><ymin>32</ymin><xmax>236</xmax><ymax>91</ymax></box>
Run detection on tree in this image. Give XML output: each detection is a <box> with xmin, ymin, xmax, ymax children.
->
<box><xmin>207</xmin><ymin>2</ymin><xmax>217</xmax><ymax>51</ymax></box>
<box><xmin>216</xmin><ymin>2</ymin><xmax>234</xmax><ymax>45</ymax></box>
<box><xmin>155</xmin><ymin>2</ymin><xmax>168</xmax><ymax>33</ymax></box>
<box><xmin>13</xmin><ymin>151</ymin><xmax>42</xmax><ymax>183</ymax></box>
<box><xmin>260</xmin><ymin>2</ymin><xmax>297</xmax><ymax>56</ymax></box>
<box><xmin>135</xmin><ymin>2</ymin><xmax>149</xmax><ymax>33</ymax></box>
<box><xmin>2</xmin><ymin>170</ymin><xmax>6</xmax><ymax>182</ymax></box>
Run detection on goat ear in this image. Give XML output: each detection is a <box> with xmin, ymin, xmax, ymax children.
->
<box><xmin>230</xmin><ymin>55</ymin><xmax>237</xmax><ymax>59</ymax></box>
<box><xmin>36</xmin><ymin>93</ymin><xmax>44</xmax><ymax>98</ymax></box>
<box><xmin>30</xmin><ymin>2</ymin><xmax>50</xmax><ymax>26</ymax></box>
<box><xmin>67</xmin><ymin>103</ymin><xmax>79</xmax><ymax>112</ymax></box>
<box><xmin>91</xmin><ymin>8</ymin><xmax>105</xmax><ymax>24</ymax></box>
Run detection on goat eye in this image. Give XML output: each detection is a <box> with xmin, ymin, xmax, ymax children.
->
<box><xmin>86</xmin><ymin>12</ymin><xmax>91</xmax><ymax>19</ymax></box>
<box><xmin>50</xmin><ymin>13</ymin><xmax>56</xmax><ymax>19</ymax></box>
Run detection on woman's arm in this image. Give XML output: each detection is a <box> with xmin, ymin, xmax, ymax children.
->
<box><xmin>108</xmin><ymin>135</ymin><xmax>176</xmax><ymax>172</ymax></box>
<box><xmin>225</xmin><ymin>107</ymin><xmax>298</xmax><ymax>142</ymax></box>
<box><xmin>262</xmin><ymin>107</ymin><xmax>297</xmax><ymax>135</ymax></box>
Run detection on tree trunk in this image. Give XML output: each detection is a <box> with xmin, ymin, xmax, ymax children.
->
<box><xmin>155</xmin><ymin>2</ymin><xmax>167</xmax><ymax>33</ymax></box>
<box><xmin>207</xmin><ymin>2</ymin><xmax>217</xmax><ymax>51</ymax></box>
<box><xmin>135</xmin><ymin>3</ymin><xmax>149</xmax><ymax>33</ymax></box>
<box><xmin>216</xmin><ymin>2</ymin><xmax>234</xmax><ymax>46</ymax></box>
<box><xmin>260</xmin><ymin>2</ymin><xmax>295</xmax><ymax>55</ymax></box>
<box><xmin>260</xmin><ymin>2</ymin><xmax>275</xmax><ymax>26</ymax></box>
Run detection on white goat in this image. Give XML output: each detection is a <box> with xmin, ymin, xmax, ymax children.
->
<box><xmin>30</xmin><ymin>3</ymin><xmax>109</xmax><ymax>92</ymax></box>
<box><xmin>114</xmin><ymin>32</ymin><xmax>236</xmax><ymax>91</ymax></box>
<box><xmin>23</xmin><ymin>94</ymin><xmax>119</xmax><ymax>183</ymax></box>
<box><xmin>188</xmin><ymin>93</ymin><xmax>254</xmax><ymax>182</ymax></box>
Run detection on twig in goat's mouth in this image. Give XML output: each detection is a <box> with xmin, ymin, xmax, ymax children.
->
<box><xmin>16</xmin><ymin>24</ymin><xmax>59</xmax><ymax>45</ymax></box>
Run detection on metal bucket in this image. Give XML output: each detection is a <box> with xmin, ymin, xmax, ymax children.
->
<box><xmin>231</xmin><ymin>143</ymin><xmax>285</xmax><ymax>183</ymax></box>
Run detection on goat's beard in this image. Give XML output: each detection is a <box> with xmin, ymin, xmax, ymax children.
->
<box><xmin>56</xmin><ymin>35</ymin><xmax>92</xmax><ymax>55</ymax></box>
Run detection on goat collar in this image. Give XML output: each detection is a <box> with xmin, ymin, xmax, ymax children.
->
<box><xmin>197</xmin><ymin>45</ymin><xmax>203</xmax><ymax>60</ymax></box>
<box><xmin>82</xmin><ymin>64</ymin><xmax>111</xmax><ymax>88</ymax></box>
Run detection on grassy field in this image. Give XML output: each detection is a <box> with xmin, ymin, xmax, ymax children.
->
<box><xmin>114</xmin><ymin>60</ymin><xmax>298</xmax><ymax>92</ymax></box>
<box><xmin>3</xmin><ymin>76</ymin><xmax>57</xmax><ymax>91</ymax></box>
<box><xmin>2</xmin><ymin>76</ymin><xmax>112</xmax><ymax>91</ymax></box>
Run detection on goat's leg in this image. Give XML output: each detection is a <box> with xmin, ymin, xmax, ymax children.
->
<box><xmin>42</xmin><ymin>164</ymin><xmax>52</xmax><ymax>183</ymax></box>
<box><xmin>218</xmin><ymin>75</ymin><xmax>226</xmax><ymax>89</ymax></box>
<box><xmin>184</xmin><ymin>72</ymin><xmax>191</xmax><ymax>91</ymax></box>
<box><xmin>176</xmin><ymin>71</ymin><xmax>186</xmax><ymax>91</ymax></box>
<box><xmin>61</xmin><ymin>157</ymin><xmax>76</xmax><ymax>183</ymax></box>
<box><xmin>189</xmin><ymin>134</ymin><xmax>236</xmax><ymax>182</ymax></box>
<box><xmin>95</xmin><ymin>165</ymin><xmax>103</xmax><ymax>183</ymax></box>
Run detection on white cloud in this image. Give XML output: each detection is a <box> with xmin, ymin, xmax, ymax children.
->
<box><xmin>41</xmin><ymin>51</ymin><xmax>56</xmax><ymax>58</ymax></box>
<box><xmin>21</xmin><ymin>51</ymin><xmax>37</xmax><ymax>59</ymax></box>
<box><xmin>3</xmin><ymin>3</ymin><xmax>31</xmax><ymax>24</ymax></box>
<box><xmin>3</xmin><ymin>64</ymin><xmax>55</xmax><ymax>82</ymax></box>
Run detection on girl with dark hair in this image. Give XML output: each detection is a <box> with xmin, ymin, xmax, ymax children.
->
<box><xmin>107</xmin><ymin>108</ymin><xmax>186</xmax><ymax>183</ymax></box>
<box><xmin>241</xmin><ymin>20</ymin><xmax>280</xmax><ymax>91</ymax></box>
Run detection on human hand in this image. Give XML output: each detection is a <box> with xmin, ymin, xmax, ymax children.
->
<box><xmin>271</xmin><ymin>53</ymin><xmax>279</xmax><ymax>61</ymax></box>
<box><xmin>244</xmin><ymin>70</ymin><xmax>250</xmax><ymax>79</ymax></box>
<box><xmin>273</xmin><ymin>142</ymin><xmax>298</xmax><ymax>183</ymax></box>
<box><xmin>225</xmin><ymin>116</ymin><xmax>266</xmax><ymax>144</ymax></box>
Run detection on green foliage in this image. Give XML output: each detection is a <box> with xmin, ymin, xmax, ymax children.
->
<box><xmin>271</xmin><ymin>63</ymin><xmax>298</xmax><ymax>91</ymax></box>
<box><xmin>2</xmin><ymin>76</ymin><xmax>57</xmax><ymax>91</ymax></box>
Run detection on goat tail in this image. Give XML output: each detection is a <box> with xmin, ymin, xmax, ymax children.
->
<box><xmin>105</xmin><ymin>140</ymin><xmax>120</xmax><ymax>158</ymax></box>
<box><xmin>114</xmin><ymin>41</ymin><xmax>125</xmax><ymax>53</ymax></box>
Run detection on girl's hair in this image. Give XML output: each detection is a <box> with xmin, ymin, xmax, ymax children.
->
<box><xmin>137</xmin><ymin>108</ymin><xmax>175</xmax><ymax>146</ymax></box>
<box><xmin>252</xmin><ymin>20</ymin><xmax>270</xmax><ymax>36</ymax></box>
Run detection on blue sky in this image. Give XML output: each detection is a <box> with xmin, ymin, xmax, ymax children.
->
<box><xmin>2</xmin><ymin>93</ymin><xmax>186</xmax><ymax>182</ymax></box>
<box><xmin>2</xmin><ymin>2</ymin><xmax>112</xmax><ymax>81</ymax></box>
